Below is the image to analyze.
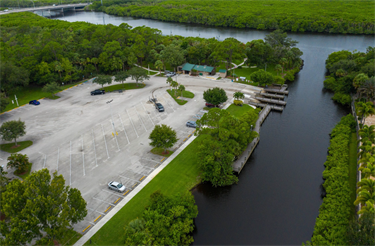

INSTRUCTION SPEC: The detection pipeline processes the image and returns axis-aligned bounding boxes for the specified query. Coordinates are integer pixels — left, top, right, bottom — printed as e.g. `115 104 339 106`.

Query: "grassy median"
348 132 358 217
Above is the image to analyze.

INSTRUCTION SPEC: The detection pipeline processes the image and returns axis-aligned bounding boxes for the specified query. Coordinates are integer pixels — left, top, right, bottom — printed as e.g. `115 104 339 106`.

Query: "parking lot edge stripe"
192 130 196 133
82 225 91 233
139 176 145 181
104 206 111 213
161 157 165 162
188 134 191 137
94 215 102 222
183 138 187 142
123 190 130 196
114 198 121 204
132 184 137 189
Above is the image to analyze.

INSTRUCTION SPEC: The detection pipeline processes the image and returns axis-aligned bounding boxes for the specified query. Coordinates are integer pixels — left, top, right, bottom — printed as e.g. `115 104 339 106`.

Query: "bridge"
0 3 89 16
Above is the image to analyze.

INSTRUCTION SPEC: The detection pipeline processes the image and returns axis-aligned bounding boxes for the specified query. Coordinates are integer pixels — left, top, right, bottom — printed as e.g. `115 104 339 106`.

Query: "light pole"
106 99 116 135
30 0 35 8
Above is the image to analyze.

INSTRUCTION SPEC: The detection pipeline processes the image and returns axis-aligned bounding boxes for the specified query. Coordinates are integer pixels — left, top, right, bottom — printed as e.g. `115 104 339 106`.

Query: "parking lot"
0 75 252 234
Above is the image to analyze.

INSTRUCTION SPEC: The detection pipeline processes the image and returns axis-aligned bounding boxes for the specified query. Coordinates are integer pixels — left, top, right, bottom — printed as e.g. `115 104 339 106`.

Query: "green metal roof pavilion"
181 63 215 73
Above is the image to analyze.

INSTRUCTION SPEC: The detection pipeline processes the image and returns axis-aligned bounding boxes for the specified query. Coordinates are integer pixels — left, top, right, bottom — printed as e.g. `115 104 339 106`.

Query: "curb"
74 135 197 246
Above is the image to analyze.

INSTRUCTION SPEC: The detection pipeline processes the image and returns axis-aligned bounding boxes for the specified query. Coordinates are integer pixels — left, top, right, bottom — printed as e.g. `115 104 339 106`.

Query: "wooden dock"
256 93 285 99
255 97 286 105
232 105 271 173
264 88 289 95
248 102 284 111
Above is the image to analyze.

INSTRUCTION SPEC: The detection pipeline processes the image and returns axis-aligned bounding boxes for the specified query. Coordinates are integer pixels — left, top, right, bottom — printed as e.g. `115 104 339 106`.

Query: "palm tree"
359 163 375 179
354 190 374 207
359 125 375 144
233 91 245 100
178 84 185 97
356 101 375 125
154 60 164 74
358 142 375 159
353 73 368 90
358 200 375 214
356 178 375 194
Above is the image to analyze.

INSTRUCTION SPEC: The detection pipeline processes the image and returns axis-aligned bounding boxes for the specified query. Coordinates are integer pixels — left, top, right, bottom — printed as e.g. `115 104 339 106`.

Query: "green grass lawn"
2 79 92 113
102 83 145 92
59 229 82 246
348 132 358 218
167 89 188 105
169 89 194 98
0 141 33 153
150 147 174 157
226 104 254 118
14 162 32 180
86 135 205 245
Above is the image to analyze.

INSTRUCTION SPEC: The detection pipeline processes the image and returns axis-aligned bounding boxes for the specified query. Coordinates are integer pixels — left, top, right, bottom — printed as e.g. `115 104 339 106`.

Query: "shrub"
233 100 243 106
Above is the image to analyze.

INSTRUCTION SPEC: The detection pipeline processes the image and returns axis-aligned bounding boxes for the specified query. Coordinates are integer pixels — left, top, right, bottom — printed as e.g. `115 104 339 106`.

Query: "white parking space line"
93 197 115 206
135 107 148 132
91 130 98 167
87 207 105 215
101 124 110 159
118 114 130 144
101 189 123 197
119 175 141 183
162 94 176 112
126 109 139 138
141 102 155 126
110 119 121 151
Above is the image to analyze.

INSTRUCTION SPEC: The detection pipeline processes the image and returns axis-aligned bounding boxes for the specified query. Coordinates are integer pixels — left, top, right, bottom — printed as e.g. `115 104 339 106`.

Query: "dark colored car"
91 89 105 95
186 121 197 128
29 100 40 105
155 103 164 112
205 102 219 108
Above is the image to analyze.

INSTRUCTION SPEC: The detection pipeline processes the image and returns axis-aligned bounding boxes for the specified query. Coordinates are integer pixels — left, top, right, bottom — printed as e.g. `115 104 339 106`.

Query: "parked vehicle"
186 121 197 128
91 89 105 95
29 100 40 105
108 181 126 192
166 72 176 77
155 103 164 112
205 102 219 108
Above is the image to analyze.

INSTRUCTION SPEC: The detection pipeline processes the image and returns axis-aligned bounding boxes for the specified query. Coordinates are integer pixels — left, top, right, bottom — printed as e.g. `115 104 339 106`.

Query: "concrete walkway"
74 135 197 246
228 58 248 70
134 64 161 76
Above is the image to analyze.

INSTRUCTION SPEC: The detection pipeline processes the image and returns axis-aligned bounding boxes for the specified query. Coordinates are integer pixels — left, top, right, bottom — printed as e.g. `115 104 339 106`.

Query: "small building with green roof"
219 69 227 78
178 63 216 76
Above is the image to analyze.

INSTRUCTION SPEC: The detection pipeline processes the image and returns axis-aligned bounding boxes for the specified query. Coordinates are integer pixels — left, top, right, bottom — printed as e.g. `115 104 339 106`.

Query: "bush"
307 115 356 245
233 100 243 106
273 75 285 85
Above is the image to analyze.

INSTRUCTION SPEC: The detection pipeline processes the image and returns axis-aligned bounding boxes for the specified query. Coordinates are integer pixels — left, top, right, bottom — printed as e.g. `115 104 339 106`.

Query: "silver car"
108 181 126 192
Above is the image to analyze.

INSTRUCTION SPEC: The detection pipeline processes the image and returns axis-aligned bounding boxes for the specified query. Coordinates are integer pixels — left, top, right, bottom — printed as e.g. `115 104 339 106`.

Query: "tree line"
90 0 375 35
0 12 303 109
324 47 375 106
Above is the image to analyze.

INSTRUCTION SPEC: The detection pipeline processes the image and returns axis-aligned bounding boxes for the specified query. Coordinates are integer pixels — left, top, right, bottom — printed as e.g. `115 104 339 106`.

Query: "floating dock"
255 97 287 106
264 88 289 95
248 102 284 111
256 92 285 99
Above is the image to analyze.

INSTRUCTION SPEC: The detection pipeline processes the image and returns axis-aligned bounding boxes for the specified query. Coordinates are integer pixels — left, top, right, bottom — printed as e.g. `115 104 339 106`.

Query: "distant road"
0 3 89 15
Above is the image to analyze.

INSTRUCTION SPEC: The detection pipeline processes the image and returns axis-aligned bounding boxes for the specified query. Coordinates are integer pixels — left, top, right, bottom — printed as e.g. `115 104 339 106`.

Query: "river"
54 11 374 245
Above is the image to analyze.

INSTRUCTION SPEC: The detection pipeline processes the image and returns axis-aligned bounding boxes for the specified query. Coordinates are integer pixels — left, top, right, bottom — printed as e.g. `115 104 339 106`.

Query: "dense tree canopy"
0 169 87 245
94 0 375 35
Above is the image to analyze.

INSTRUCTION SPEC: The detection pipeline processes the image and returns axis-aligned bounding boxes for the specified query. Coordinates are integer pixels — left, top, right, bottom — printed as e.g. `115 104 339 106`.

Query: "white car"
108 181 126 192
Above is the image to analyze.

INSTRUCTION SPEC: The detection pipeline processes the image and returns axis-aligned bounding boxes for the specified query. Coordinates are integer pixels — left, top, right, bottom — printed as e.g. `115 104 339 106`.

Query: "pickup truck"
91 89 105 95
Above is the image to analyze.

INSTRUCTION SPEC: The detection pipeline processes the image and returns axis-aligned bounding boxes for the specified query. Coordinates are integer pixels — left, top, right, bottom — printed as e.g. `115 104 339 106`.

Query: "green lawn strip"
150 147 174 157
0 141 33 153
226 104 254 118
2 79 91 112
348 132 358 218
166 89 188 105
169 89 194 98
102 83 145 92
59 229 82 246
14 162 32 180
86 135 205 245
